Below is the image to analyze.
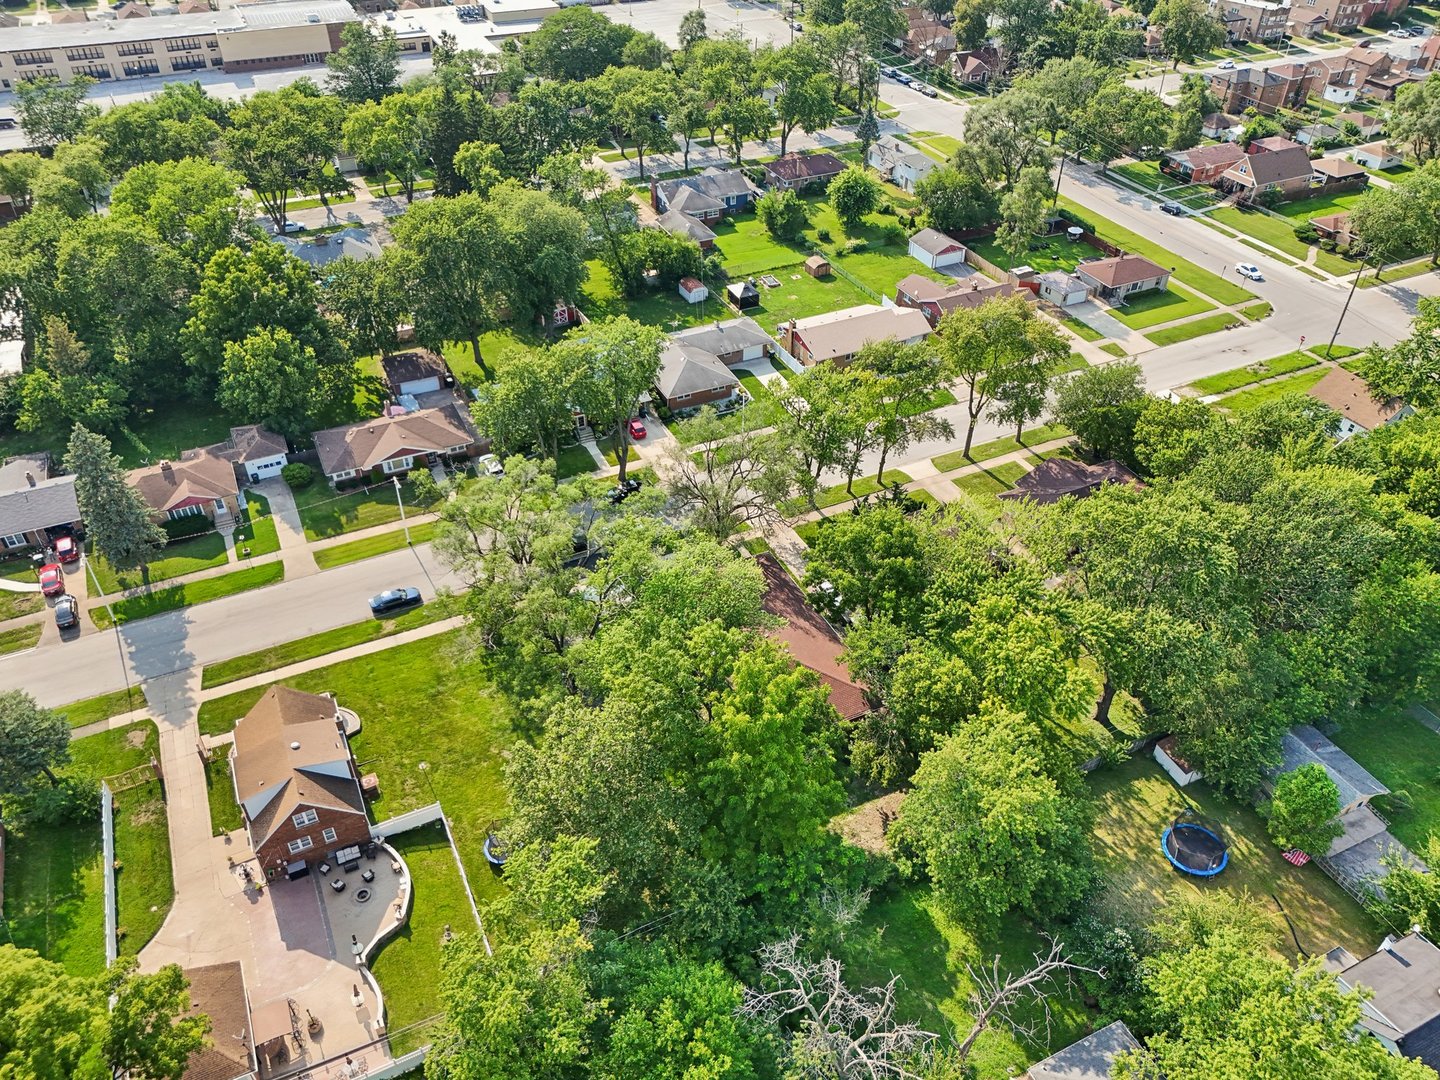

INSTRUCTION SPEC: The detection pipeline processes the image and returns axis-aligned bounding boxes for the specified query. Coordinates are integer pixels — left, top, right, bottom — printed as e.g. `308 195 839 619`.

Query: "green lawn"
1210 205 1359 276
0 399 234 472
233 493 280 558
1089 756 1378 958
580 260 722 332
1214 367 1330 412
313 522 439 570
57 687 145 730
1188 351 1321 396
931 424 1071 473
1059 314 1104 342
1144 313 1242 347
89 531 232 595
949 459 1030 506
1099 342 1128 358
205 756 243 837
0 583 42 621
668 368 784 449
292 479 440 541
969 233 1095 278
201 602 453 689
784 470 912 515
0 622 42 656
2 722 173 975
711 214 808 278
598 434 640 467
371 828 484 1054
194 634 512 908
1109 285 1215 331
554 443 601 479
92 563 285 628
1241 301 1274 320
1330 708 1440 852
1056 196 1255 306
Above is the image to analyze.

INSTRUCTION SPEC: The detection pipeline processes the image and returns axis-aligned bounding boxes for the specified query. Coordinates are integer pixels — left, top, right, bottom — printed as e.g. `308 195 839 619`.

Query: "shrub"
755 188 810 240
1056 207 1096 234
816 227 832 244
162 515 214 541
282 462 314 489
20 775 101 827
1293 222 1319 244
881 222 907 247
840 238 867 256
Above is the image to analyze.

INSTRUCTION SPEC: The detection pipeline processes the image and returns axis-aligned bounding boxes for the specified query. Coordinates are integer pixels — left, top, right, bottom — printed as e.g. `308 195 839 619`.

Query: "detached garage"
908 227 967 270
381 350 454 398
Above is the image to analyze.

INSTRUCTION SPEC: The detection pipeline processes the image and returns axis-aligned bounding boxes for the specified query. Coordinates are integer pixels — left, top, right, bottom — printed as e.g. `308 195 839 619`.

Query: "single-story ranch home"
1306 367 1412 438
1074 253 1171 301
129 450 242 525
312 405 479 485
895 273 1021 327
763 152 846 191
780 305 931 367
0 453 81 552
650 167 757 221
655 342 741 411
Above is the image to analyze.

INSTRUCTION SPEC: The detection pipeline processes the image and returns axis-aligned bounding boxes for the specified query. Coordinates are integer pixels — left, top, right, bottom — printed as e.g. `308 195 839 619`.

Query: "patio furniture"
391 859 402 874
361 868 375 883
331 877 346 893
318 862 331 876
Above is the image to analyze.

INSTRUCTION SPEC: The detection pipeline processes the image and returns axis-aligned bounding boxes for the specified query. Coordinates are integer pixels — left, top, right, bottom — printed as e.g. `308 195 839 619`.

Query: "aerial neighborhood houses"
1218 135 1326 202
868 134 937 193
654 318 775 413
1306 366 1414 438
895 274 1021 327
0 453 81 552
127 425 289 525
1073 253 1171 301
780 305 932 367
312 405 479 486
762 152 847 192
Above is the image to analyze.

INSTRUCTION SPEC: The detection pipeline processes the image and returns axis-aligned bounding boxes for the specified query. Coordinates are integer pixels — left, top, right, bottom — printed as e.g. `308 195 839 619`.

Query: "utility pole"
393 475 411 546
1324 256 1367 360
84 552 137 714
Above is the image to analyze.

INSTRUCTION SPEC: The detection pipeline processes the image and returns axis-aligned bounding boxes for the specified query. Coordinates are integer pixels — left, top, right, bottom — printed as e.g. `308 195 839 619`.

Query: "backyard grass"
194 634 512 903
233 493 280 558
1109 285 1215 331
201 602 454 689
0 622 42 656
91 563 285 628
312 521 439 570
0 400 233 473
1144 313 1242 347
784 470 912 515
1088 756 1378 958
1214 367 1330 412
931 424 1071 473
205 757 243 836
1055 196 1255 306
292 479 441 541
554 443 600 479
58 687 145 729
89 531 231 594
372 828 484 1054
1330 708 1440 852
1188 351 1321 395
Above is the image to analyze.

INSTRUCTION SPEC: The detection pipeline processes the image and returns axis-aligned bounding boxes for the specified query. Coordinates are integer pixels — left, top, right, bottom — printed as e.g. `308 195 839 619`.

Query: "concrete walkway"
253 477 320 578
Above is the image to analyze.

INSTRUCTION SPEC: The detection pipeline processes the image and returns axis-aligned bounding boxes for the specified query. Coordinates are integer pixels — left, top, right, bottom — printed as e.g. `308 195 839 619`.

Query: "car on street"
791 21 803 31
1217 59 1236 69
627 418 647 440
52 535 79 563
38 563 64 597
894 72 913 85
919 84 939 97
607 477 643 504
54 594 79 631
476 453 504 476
880 65 896 76
1160 202 1184 216
272 220 304 235
368 587 421 615
1235 262 1264 281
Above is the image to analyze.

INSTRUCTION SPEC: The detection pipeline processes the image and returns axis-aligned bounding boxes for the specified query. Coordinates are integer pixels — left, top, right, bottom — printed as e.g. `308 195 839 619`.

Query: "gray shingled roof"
652 209 717 244
671 317 773 357
0 474 80 536
1339 934 1440 1041
1276 724 1389 808
656 343 739 401
1028 1021 1141 1080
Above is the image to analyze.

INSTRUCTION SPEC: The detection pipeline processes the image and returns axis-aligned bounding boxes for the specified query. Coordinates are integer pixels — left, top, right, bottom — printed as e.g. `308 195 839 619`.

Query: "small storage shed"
1154 735 1202 787
678 276 709 304
804 254 831 278
726 280 761 310
1037 271 1091 307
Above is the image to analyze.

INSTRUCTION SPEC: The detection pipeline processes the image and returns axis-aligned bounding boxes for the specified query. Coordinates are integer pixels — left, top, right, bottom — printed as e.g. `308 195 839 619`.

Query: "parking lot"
600 0 795 48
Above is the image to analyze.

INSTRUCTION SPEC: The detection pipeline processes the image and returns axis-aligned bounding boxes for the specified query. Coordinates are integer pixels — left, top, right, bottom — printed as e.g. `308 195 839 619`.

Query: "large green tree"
217 328 324 437
64 425 166 577
221 80 345 229
1357 296 1440 410
1151 0 1225 68
1052 361 1147 463
14 76 99 150
0 691 69 805
558 316 665 484
84 82 228 174
326 22 402 102
1389 75 1440 164
523 6 636 80
1263 763 1342 857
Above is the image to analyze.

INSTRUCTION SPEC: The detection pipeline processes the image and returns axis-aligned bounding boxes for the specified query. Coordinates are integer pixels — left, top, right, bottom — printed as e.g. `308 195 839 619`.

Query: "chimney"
24 471 35 487
649 177 660 212
160 460 173 474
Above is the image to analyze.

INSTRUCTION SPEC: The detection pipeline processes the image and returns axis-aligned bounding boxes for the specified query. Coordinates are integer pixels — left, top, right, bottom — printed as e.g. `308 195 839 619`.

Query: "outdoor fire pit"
355 888 372 904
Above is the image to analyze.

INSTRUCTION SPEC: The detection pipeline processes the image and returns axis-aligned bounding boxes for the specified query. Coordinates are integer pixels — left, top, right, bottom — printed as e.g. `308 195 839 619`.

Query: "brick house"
311 405 478 485
1212 0 1291 43
230 686 373 878
763 152 846 191
1218 136 1315 202
1301 0 1367 32
1208 63 1316 113
1074 253 1171 300
129 450 242 526
1163 142 1246 183
756 553 869 721
670 318 775 367
951 48 997 84
0 453 81 553
780 305 932 367
895 274 1023 328
1306 366 1412 438
654 343 740 411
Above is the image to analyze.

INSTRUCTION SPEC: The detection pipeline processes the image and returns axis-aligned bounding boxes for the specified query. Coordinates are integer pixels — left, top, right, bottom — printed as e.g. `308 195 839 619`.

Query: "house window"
445 444 468 454
2 533 27 548
287 836 314 854
167 504 203 520
331 469 357 481
382 456 413 474
322 827 338 843
123 61 160 76
66 47 105 61
293 809 319 828
214 498 227 512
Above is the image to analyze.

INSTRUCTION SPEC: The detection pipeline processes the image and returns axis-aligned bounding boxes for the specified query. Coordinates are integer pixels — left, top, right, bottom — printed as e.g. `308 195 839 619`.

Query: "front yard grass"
1144 313 1241 347
1241 301 1274 320
949 459 1029 506
58 687 145 729
1188 351 1320 395
92 563 285 628
0 622 42 656
1109 284 1215 330
0 583 42 621
1059 314 1103 342
1099 342 1128 358
233 493 280 558
668 368 784 449
312 521 438 570
372 828 484 1054
292 479 440 541
1213 367 1329 411
784 470 912 515
1089 755 1378 958
931 424 1071 473
205 757 243 836
1330 708 1440 851
1210 205 1359 275
554 443 600 479
90 531 231 594
200 602 453 689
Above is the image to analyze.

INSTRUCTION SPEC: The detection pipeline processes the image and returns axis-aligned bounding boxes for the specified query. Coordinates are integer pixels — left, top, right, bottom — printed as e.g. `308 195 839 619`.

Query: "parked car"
368 587 421 615
1234 262 1264 281
1217 59 1236 69
919 84 939 97
272 220 304 235
880 65 896 76
791 21 803 31
52 535 80 564
894 72 914 85
38 563 64 597
54 594 79 631
607 477 643 504
1160 202 1184 216
476 453 504 476
627 418 647 440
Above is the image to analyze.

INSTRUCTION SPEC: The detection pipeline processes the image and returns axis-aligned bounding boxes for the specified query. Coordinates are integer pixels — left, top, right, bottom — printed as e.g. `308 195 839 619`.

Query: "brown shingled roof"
182 963 253 1080
997 457 1141 505
1306 367 1407 431
312 404 476 477
128 451 238 514
756 553 870 721
1076 253 1168 288
764 152 846 183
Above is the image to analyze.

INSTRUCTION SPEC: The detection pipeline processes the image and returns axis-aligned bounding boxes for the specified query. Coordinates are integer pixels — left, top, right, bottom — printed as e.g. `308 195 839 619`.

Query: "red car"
38 563 64 597
53 535 79 564
627 418 647 441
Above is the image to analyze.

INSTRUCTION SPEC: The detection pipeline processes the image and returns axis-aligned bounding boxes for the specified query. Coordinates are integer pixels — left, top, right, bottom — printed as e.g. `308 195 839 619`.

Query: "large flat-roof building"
0 0 400 87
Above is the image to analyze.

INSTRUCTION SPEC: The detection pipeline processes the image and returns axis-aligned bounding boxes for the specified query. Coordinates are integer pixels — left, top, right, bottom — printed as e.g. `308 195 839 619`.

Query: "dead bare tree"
953 936 1100 1064
818 886 872 942
741 935 937 1079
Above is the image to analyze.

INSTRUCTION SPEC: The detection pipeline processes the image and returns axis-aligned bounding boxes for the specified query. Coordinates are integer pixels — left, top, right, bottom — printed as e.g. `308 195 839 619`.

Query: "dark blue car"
369 587 421 616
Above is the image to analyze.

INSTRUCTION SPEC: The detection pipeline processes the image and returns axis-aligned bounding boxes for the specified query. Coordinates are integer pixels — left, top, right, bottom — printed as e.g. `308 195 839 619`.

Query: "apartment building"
1212 0 1291 42
0 0 378 88
1291 0 1367 32
1208 61 1318 112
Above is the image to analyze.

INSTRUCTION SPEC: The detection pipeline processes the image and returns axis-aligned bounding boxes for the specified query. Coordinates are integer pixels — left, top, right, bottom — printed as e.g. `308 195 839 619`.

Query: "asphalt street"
0 542 460 708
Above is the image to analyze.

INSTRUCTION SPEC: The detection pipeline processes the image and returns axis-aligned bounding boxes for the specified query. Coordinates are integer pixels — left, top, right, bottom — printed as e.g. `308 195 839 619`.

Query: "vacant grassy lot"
292 479 441 541
90 531 231 594
1214 367 1329 412
1189 351 1320 395
1210 205 1359 275
1089 756 1377 958
1330 709 1440 851
92 563 285 628
1144 313 1242 347
201 602 453 688
1109 285 1215 330
58 687 145 729
313 521 439 570
932 424 1071 473
371 828 484 1054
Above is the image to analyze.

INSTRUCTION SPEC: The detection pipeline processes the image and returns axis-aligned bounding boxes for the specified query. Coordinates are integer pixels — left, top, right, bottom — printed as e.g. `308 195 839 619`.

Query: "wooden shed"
804 254 831 278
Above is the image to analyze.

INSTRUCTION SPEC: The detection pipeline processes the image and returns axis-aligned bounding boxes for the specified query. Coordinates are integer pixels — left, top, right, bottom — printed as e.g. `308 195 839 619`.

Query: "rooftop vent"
290 741 301 750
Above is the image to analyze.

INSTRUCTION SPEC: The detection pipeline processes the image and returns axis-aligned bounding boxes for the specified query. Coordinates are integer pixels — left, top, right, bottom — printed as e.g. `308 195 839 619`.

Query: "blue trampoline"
1162 810 1229 877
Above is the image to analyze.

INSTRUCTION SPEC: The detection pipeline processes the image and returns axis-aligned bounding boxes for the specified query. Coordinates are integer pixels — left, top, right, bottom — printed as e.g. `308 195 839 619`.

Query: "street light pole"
1324 256 1367 361
393 475 411 546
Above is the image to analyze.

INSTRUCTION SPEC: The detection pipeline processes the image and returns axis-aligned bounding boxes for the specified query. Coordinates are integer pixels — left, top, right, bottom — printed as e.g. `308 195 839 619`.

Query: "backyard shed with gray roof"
1276 723 1387 814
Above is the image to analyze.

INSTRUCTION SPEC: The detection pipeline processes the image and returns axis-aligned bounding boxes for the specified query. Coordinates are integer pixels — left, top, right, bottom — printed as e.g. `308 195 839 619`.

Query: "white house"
907 227 967 270
1324 83 1359 104
1352 141 1404 170
867 135 937 193
1037 271 1091 307
678 276 709 304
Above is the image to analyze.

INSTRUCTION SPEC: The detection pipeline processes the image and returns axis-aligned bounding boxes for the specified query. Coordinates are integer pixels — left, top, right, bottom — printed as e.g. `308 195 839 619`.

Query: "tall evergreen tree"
64 425 165 577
